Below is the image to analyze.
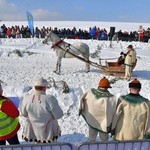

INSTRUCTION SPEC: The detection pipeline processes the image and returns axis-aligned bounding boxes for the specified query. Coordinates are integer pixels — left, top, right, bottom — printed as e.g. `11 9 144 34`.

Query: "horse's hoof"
53 71 61 75
53 71 58 74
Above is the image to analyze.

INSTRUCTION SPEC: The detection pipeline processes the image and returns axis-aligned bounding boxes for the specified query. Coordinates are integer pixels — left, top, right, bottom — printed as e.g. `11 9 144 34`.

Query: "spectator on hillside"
6 27 11 38
0 26 3 38
2 24 7 37
11 26 16 38
0 24 150 41
16 26 21 38
26 26 31 38
89 27 96 39
21 25 26 38
40 29 46 38
35 27 41 38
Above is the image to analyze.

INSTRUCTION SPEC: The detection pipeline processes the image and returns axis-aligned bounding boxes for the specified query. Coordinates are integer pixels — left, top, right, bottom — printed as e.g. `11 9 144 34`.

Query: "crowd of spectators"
0 24 150 42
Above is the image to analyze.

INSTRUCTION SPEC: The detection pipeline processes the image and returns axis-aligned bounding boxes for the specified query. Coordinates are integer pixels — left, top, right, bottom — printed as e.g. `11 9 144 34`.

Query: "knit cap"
98 77 111 88
129 79 141 89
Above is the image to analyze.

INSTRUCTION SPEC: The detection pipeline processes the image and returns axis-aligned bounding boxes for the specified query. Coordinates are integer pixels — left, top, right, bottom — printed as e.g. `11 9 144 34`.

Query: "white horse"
42 31 90 74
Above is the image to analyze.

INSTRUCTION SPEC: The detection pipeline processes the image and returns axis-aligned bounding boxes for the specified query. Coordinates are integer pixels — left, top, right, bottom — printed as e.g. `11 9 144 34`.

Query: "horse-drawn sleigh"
42 31 136 77
99 59 137 77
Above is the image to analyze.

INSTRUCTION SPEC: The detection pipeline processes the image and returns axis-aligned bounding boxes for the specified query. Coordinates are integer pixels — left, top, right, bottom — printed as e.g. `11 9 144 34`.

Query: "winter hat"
98 77 111 88
129 79 141 89
34 77 48 87
127 45 133 49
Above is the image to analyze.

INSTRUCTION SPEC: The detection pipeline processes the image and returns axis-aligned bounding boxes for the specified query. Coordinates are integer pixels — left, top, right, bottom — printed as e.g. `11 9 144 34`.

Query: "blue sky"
0 0 150 22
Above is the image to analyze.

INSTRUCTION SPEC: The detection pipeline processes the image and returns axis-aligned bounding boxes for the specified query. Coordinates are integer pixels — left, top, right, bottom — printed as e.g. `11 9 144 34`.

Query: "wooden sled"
99 59 137 77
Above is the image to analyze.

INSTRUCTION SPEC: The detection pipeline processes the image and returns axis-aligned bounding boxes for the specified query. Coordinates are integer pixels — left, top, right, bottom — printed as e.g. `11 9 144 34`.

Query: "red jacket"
6 29 11 36
0 96 20 140
0 96 19 118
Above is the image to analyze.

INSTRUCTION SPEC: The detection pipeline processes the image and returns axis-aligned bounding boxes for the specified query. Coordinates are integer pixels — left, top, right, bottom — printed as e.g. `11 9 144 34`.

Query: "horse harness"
51 40 103 69
51 39 71 57
51 40 64 49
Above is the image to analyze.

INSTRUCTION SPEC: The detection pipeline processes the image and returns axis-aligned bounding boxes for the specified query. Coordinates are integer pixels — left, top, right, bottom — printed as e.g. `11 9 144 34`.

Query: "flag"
26 11 34 35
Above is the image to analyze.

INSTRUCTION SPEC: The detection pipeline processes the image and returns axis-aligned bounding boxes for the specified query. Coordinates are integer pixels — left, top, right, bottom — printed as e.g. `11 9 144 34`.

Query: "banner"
26 11 34 35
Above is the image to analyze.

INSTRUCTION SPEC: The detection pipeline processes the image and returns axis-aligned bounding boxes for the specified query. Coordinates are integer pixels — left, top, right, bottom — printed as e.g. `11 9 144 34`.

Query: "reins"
56 44 102 68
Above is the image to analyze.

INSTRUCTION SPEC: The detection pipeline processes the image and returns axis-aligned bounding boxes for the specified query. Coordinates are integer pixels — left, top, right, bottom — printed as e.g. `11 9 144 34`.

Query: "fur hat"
34 77 48 87
127 45 133 49
98 77 111 88
129 79 141 89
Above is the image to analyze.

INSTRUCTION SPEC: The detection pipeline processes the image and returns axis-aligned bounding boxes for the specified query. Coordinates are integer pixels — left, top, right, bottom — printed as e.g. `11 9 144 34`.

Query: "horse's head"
42 31 60 45
42 31 52 45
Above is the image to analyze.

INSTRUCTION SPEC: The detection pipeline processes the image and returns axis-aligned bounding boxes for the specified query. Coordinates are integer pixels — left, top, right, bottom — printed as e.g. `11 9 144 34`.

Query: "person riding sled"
117 52 126 65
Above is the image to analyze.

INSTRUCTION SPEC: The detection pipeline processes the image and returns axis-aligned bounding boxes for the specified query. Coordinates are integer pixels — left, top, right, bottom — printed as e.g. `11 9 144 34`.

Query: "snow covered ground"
0 21 150 143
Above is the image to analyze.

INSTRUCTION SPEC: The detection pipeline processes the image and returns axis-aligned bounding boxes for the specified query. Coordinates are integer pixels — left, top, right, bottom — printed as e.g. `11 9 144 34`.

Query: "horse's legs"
86 61 90 72
82 53 90 73
54 57 62 74
54 60 58 73
58 57 62 74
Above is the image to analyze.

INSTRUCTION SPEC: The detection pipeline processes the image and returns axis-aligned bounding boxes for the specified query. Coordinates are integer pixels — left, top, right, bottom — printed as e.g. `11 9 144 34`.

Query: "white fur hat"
34 77 48 87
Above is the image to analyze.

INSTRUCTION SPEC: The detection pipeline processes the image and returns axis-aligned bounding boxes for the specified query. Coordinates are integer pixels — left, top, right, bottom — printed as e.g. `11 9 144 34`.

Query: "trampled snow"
0 21 150 143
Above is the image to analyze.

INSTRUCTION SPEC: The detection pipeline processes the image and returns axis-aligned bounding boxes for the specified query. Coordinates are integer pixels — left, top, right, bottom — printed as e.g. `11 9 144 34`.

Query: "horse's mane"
48 31 60 41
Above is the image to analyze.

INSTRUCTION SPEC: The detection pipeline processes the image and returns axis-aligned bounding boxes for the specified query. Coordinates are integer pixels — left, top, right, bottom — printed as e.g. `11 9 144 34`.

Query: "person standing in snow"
0 83 20 145
79 77 117 142
20 77 63 143
124 45 136 80
111 79 150 140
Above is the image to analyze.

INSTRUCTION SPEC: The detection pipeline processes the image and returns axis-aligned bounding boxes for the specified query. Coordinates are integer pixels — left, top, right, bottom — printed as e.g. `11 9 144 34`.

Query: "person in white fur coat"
20 77 63 143
79 77 117 142
124 45 137 80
